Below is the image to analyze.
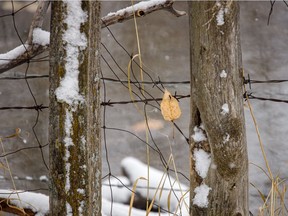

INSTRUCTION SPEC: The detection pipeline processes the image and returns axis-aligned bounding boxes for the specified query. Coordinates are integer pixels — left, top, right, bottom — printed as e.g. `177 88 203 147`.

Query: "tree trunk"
49 1 101 215
188 1 249 215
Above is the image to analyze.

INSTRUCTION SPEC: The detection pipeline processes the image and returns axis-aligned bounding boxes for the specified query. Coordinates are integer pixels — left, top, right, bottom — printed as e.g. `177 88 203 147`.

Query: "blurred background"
0 1 287 215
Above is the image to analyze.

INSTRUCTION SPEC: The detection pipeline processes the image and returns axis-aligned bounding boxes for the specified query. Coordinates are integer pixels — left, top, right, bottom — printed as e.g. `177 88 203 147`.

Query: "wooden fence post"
49 1 101 215
188 1 249 215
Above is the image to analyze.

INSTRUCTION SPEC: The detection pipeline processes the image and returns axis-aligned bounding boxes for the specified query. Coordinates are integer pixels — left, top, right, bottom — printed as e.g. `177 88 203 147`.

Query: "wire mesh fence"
0 0 49 195
0 1 287 215
100 2 191 214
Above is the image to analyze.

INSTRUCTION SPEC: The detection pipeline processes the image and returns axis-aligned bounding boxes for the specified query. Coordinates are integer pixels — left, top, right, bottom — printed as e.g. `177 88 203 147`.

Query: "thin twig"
0 0 186 74
267 0 276 25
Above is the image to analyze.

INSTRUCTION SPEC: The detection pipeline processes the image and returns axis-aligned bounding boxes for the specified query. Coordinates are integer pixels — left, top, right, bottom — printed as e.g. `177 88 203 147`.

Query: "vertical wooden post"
49 1 101 215
188 1 249 215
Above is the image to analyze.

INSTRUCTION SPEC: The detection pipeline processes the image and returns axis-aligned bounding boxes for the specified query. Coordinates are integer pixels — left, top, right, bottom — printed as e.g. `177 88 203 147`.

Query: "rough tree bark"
49 1 101 215
189 1 249 216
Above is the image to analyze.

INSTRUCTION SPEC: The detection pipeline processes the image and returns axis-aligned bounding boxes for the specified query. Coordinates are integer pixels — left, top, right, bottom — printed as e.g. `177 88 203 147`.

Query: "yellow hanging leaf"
160 89 181 121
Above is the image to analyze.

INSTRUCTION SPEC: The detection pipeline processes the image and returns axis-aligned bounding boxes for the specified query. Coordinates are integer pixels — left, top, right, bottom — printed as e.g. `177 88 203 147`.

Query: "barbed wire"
243 74 288 85
2 74 288 85
0 75 49 80
101 94 190 106
243 75 288 104
244 92 288 104
101 21 190 215
0 104 48 111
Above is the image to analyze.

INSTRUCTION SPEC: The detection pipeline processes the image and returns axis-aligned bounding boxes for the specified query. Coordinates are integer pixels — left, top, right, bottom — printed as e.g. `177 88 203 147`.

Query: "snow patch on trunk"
220 69 227 78
193 183 211 208
194 149 211 179
64 109 73 192
191 125 207 142
221 103 229 115
216 7 225 26
55 0 88 106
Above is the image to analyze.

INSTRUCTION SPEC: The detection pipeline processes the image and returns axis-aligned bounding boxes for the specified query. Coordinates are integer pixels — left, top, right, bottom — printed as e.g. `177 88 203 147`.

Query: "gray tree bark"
188 1 249 215
49 1 101 215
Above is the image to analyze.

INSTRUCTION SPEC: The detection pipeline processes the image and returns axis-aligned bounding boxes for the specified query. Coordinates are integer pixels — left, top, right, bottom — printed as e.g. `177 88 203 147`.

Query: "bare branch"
0 44 48 73
27 1 50 45
101 0 186 28
0 0 186 74
0 1 50 74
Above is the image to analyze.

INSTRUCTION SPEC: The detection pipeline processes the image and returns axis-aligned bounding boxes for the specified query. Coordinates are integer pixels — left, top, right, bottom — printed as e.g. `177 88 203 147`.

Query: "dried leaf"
160 89 181 121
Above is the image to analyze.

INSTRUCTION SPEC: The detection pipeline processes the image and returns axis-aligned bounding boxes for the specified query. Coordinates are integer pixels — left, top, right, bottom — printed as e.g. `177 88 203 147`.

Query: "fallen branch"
0 198 35 216
0 0 186 74
0 190 49 216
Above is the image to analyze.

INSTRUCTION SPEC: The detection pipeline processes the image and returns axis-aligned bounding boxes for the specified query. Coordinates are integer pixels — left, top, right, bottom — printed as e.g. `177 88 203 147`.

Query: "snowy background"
0 1 287 215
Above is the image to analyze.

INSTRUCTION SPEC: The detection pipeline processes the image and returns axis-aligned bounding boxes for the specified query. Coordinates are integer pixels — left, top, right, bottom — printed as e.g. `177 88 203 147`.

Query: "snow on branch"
0 44 48 74
0 0 186 74
27 1 51 45
101 0 186 27
0 1 50 74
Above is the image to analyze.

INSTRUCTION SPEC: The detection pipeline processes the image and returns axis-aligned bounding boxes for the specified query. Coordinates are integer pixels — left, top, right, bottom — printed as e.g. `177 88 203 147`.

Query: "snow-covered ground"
0 157 189 215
